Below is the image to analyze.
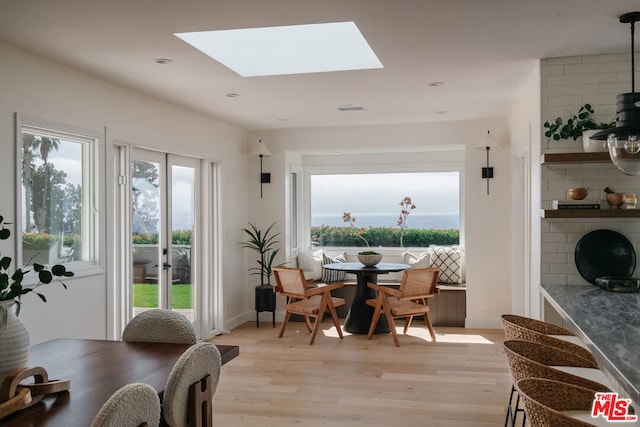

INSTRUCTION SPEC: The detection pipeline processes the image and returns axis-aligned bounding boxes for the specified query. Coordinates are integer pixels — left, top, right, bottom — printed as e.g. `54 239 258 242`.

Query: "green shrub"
132 230 192 245
311 226 459 247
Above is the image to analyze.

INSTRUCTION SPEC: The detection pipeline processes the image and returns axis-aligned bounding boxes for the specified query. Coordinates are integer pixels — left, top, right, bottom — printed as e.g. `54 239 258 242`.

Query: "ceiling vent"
337 105 366 112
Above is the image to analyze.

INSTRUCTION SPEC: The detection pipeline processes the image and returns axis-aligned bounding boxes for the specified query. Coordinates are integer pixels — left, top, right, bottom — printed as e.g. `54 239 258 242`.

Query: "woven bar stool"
502 315 597 427
516 378 639 427
501 314 596 364
503 340 612 427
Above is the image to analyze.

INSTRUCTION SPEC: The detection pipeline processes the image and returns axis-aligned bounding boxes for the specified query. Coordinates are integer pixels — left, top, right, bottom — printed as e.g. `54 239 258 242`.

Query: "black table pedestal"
343 271 390 334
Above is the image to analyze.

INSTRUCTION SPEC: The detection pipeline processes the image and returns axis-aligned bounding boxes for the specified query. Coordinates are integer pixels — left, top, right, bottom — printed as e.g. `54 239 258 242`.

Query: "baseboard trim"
464 317 502 329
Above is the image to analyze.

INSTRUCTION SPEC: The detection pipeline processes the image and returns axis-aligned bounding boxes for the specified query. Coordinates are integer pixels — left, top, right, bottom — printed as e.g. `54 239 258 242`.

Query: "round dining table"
323 262 410 334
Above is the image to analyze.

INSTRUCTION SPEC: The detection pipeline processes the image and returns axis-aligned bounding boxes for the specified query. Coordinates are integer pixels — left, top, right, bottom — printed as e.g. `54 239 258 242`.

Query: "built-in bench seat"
295 248 467 327
332 279 466 327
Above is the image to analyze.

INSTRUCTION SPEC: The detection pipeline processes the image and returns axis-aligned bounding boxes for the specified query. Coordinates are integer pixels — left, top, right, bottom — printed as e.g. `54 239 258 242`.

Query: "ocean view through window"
310 172 460 247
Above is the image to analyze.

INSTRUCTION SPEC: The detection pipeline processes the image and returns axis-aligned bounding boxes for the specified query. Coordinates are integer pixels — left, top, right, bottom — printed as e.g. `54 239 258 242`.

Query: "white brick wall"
540 53 640 286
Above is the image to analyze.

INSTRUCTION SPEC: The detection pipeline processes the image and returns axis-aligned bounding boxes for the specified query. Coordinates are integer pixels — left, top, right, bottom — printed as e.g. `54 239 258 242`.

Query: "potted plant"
0 214 74 383
543 103 617 152
240 223 280 327
357 250 383 267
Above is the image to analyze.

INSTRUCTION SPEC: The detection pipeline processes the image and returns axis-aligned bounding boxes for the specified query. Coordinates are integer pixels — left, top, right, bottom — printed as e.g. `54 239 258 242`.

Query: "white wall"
250 119 514 328
540 53 640 291
0 42 249 343
508 61 542 317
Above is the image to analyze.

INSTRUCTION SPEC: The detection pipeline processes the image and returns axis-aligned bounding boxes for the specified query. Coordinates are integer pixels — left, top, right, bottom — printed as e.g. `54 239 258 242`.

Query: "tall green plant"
240 223 280 286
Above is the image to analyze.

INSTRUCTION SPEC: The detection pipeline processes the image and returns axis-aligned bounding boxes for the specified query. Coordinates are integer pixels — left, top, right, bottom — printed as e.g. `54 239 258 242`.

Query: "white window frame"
15 114 104 280
299 162 465 252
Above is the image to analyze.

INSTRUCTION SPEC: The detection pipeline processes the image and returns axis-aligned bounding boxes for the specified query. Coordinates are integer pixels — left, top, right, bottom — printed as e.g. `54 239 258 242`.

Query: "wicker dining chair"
272 267 345 345
516 378 628 427
90 383 161 427
501 314 596 364
365 267 440 346
123 309 197 345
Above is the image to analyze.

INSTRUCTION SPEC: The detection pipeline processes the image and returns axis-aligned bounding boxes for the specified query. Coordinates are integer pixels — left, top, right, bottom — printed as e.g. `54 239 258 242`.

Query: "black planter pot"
255 284 275 328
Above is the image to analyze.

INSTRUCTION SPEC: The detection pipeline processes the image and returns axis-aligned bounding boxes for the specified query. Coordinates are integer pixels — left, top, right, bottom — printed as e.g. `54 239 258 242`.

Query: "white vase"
0 300 29 385
582 129 607 152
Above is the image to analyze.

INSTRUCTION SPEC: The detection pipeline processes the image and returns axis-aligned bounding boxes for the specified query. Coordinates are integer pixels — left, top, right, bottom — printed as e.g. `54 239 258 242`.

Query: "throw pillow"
402 251 431 269
297 247 323 281
322 252 347 283
427 245 463 284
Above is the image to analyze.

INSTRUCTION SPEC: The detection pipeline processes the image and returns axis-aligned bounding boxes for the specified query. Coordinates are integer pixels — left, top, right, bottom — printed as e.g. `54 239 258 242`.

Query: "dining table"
323 262 411 334
0 338 239 426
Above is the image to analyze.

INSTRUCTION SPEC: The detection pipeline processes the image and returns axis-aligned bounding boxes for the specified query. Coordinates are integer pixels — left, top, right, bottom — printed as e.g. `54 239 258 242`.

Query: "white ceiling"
0 1 638 131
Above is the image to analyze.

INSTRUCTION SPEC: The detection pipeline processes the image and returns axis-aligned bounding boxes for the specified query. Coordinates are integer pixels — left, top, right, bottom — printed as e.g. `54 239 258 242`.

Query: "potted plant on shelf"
240 223 280 327
0 214 74 384
543 103 617 152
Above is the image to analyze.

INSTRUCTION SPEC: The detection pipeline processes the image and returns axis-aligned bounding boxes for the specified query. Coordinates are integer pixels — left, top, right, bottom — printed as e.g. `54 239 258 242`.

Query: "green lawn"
133 284 193 309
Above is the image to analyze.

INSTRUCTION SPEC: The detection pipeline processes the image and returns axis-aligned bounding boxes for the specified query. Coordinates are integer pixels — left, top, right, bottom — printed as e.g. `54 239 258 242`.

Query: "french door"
130 148 199 322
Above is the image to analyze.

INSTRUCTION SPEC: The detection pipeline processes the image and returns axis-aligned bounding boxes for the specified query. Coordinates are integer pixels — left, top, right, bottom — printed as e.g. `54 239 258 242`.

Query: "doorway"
129 148 200 322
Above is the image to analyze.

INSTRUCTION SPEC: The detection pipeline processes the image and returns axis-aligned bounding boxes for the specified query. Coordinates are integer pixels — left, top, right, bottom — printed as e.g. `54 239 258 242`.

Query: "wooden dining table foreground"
0 338 239 426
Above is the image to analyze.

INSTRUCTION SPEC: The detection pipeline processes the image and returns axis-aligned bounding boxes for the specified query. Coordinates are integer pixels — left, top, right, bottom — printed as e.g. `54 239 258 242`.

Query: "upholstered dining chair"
123 309 197 344
365 267 440 346
272 266 345 345
90 382 161 427
162 342 222 427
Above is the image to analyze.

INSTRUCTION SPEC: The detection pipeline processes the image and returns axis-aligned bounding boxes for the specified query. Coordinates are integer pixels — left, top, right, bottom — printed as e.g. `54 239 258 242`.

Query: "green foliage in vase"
543 103 617 141
0 215 74 314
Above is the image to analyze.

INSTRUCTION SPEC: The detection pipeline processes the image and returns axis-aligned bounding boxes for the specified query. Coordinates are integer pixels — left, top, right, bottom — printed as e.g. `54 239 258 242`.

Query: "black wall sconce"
251 139 272 198
474 130 498 195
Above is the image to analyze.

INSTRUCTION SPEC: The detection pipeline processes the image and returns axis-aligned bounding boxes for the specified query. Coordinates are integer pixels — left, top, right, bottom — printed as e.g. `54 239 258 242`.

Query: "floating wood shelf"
541 209 640 219
541 152 611 164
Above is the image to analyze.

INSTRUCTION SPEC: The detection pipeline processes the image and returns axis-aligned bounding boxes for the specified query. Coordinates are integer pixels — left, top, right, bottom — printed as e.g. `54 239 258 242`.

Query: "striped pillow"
322 252 347 283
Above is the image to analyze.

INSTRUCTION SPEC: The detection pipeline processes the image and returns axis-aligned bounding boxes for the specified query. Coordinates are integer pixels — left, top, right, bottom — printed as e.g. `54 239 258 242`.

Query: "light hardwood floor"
208 321 512 426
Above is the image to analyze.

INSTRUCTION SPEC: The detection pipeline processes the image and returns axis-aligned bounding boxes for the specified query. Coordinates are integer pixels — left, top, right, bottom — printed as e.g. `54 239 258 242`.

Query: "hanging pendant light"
592 12 640 175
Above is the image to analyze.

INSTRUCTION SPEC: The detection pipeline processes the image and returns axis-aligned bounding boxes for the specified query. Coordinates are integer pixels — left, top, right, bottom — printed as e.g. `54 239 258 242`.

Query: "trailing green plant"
240 223 280 287
0 215 74 314
543 103 617 141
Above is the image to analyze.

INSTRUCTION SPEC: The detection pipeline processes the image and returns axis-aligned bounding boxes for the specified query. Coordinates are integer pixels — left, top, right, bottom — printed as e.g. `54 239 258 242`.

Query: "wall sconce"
251 139 272 198
474 130 498 195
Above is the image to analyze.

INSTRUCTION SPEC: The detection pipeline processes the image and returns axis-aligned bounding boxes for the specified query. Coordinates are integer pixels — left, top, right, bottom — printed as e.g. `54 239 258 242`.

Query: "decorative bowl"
595 276 640 293
357 253 383 267
606 192 625 209
568 187 588 200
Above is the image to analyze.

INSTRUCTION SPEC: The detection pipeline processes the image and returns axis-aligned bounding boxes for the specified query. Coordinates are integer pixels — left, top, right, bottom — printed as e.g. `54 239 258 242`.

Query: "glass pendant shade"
591 12 640 175
607 133 640 175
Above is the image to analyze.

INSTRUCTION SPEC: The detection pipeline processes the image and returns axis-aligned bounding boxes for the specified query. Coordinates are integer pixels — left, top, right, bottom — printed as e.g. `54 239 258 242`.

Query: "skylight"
174 21 383 77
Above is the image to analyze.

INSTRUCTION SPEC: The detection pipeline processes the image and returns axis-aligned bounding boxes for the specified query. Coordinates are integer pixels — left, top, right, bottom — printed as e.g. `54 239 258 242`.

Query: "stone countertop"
541 283 640 404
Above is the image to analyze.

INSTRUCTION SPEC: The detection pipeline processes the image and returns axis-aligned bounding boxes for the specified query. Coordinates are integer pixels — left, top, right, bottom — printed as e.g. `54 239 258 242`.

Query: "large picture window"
18 118 99 270
310 171 460 247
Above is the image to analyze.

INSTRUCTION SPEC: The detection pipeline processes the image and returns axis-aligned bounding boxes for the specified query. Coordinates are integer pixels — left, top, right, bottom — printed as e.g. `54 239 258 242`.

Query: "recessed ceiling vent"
337 105 366 112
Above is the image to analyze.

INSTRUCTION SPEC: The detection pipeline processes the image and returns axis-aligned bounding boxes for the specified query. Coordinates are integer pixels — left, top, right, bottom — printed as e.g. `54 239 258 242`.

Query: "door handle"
162 262 171 270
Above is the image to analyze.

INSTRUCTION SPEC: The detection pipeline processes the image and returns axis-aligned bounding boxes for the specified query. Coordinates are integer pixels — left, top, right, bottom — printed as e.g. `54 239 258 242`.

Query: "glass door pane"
131 150 166 315
169 163 196 321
